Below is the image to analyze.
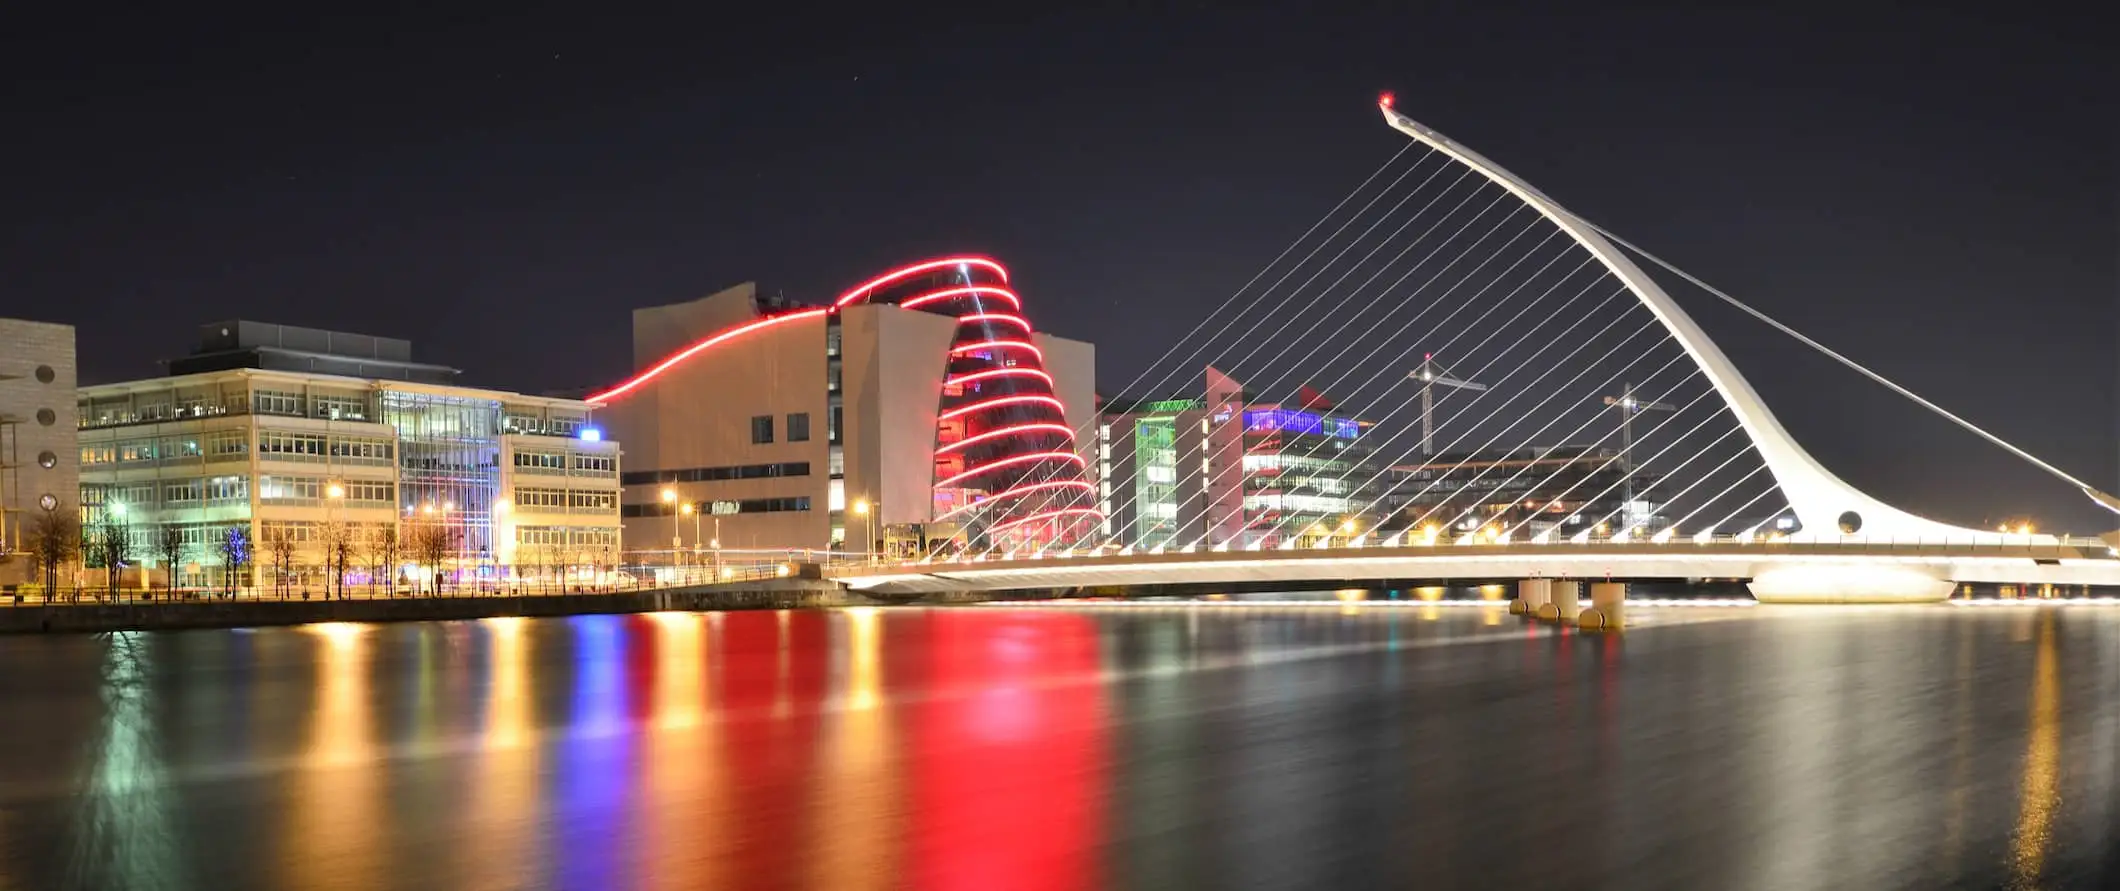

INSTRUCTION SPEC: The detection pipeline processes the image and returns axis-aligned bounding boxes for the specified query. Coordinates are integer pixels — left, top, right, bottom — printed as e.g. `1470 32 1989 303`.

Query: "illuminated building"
75 321 620 589
1379 446 1665 538
594 256 1098 556
0 318 78 585
1100 367 1375 550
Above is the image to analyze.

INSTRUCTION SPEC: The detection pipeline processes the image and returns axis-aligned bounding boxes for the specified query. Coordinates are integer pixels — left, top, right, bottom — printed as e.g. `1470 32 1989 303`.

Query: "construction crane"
1603 383 1674 530
1409 354 1487 456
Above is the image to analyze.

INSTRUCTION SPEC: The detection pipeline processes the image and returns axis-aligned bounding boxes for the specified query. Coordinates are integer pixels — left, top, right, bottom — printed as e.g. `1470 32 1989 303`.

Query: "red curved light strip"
946 367 1054 388
833 257 1009 307
956 312 1033 331
937 422 1076 454
938 394 1066 421
901 286 1022 312
935 450 1086 489
948 339 1044 360
586 309 832 404
988 507 1106 535
933 479 1096 521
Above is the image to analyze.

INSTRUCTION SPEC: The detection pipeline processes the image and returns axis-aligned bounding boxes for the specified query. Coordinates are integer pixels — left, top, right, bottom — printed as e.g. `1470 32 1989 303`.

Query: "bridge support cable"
1703 478 1790 540
1078 171 1544 551
1108 181 1592 551
1255 298 1654 539
1566 423 1750 540
995 147 1453 550
1563 211 2120 516
1488 389 1729 542
1377 100 2105 538
1179 261 1617 549
1166 224 1577 546
1662 463 1774 537
1340 342 1700 544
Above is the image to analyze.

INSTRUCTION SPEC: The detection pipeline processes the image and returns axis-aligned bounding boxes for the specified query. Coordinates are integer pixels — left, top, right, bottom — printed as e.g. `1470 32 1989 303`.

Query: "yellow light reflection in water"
1334 589 1367 602
810 607 899 891
463 616 539 889
1475 584 1505 601
288 622 379 888
642 611 720 891
2010 610 2059 888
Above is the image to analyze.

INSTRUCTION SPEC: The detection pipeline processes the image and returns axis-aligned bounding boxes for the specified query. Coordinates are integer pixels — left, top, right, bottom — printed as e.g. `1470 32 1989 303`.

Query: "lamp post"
493 498 512 591
110 501 129 597
711 516 721 579
661 487 679 579
325 482 344 598
853 498 874 564
679 501 698 582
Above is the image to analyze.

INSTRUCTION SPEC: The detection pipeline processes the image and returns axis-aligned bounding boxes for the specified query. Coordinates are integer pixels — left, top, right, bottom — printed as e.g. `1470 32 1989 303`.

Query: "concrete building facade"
75 322 619 590
0 318 79 586
596 257 1098 558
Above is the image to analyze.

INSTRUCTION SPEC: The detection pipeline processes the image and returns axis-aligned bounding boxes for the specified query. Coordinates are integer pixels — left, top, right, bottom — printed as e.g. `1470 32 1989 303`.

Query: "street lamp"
325 483 345 598
853 498 874 563
661 487 679 573
679 501 698 580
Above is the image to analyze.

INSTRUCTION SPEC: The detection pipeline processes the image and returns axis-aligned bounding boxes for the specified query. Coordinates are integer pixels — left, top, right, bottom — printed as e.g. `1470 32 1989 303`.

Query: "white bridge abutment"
1746 563 1954 604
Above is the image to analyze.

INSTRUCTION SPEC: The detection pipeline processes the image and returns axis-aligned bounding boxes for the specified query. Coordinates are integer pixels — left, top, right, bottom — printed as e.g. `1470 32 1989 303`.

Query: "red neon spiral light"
934 450 1085 489
936 422 1076 454
934 479 1096 521
835 256 1103 544
901 286 1023 311
945 367 1055 388
987 507 1105 536
937 394 1067 422
833 257 1008 307
586 308 830 404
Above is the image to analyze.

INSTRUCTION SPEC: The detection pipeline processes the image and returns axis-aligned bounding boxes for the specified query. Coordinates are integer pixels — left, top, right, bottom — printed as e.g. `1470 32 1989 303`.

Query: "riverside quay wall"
1 580 869 634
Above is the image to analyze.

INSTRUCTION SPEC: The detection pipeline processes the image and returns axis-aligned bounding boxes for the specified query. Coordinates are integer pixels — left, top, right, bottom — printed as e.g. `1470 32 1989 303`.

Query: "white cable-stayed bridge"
833 98 2120 607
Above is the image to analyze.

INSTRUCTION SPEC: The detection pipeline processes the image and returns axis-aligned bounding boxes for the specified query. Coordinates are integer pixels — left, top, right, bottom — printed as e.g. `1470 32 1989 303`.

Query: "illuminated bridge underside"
831 544 2120 602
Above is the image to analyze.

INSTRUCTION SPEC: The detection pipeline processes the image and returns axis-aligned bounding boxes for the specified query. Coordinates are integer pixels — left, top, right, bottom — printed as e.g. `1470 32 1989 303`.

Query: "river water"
0 602 2114 889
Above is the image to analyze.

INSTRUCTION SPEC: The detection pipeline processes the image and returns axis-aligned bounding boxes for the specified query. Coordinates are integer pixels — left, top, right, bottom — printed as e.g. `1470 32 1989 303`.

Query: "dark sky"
3 5 2112 530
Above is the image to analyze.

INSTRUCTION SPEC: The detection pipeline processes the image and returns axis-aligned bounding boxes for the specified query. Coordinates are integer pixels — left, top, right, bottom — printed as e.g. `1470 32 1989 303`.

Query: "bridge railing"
838 532 2117 572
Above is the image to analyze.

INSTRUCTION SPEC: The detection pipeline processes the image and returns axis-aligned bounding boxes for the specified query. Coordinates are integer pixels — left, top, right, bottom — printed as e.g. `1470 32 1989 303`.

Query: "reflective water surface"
0 604 2117 889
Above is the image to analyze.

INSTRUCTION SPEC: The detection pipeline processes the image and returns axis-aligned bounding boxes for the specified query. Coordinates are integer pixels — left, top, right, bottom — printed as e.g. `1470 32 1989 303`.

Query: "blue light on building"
1243 409 1358 439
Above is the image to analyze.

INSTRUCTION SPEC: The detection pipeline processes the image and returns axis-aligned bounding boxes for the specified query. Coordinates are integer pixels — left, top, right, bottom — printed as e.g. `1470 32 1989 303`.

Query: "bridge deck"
829 541 2120 595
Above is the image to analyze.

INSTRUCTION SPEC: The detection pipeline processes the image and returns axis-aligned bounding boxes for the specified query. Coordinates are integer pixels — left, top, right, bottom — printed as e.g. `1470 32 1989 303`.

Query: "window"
573 527 619 548
618 461 810 486
750 415 774 444
207 429 248 457
158 435 203 460
80 444 115 465
568 490 616 513
517 526 568 546
260 475 323 504
343 480 394 503
259 520 318 543
163 480 203 504
330 437 393 463
118 440 157 463
571 454 615 475
514 451 566 472
252 390 302 416
787 412 811 442
312 394 368 420
206 476 248 502
514 487 568 510
110 483 155 508
259 431 328 460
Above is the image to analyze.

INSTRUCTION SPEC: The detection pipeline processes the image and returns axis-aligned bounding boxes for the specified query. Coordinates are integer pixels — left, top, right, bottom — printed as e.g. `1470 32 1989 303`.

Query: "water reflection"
6 606 2120 888
2010 610 2059 888
286 623 380 889
68 633 181 890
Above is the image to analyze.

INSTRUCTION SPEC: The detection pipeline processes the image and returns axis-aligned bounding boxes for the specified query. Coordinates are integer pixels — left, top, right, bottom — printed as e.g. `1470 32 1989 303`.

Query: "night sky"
3 6 2111 530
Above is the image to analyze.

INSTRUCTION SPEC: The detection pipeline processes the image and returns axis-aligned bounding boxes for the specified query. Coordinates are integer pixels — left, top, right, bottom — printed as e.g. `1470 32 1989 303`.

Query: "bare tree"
409 523 456 596
369 525 400 597
27 509 81 598
319 521 356 600
260 525 300 599
156 523 187 600
216 526 251 598
91 516 132 599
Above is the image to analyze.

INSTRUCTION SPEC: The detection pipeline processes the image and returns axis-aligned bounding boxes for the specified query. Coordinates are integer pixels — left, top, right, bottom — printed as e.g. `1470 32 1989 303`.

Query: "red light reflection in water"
718 610 830 882
908 611 1108 891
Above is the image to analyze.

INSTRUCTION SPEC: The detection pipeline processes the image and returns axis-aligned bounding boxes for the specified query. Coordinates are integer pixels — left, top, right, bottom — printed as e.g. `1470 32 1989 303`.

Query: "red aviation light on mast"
1378 91 1395 109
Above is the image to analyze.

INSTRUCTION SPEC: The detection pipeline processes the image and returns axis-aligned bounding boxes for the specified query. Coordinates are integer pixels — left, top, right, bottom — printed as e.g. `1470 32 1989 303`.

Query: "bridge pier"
1511 579 1551 616
1548 581 1582 622
1579 582 1626 632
